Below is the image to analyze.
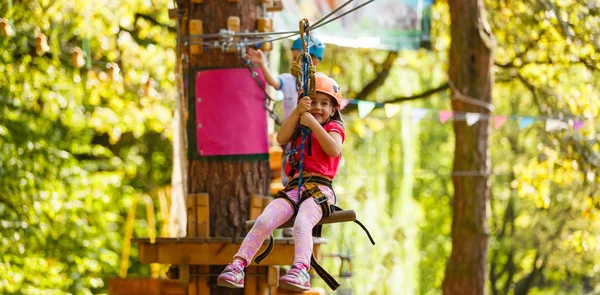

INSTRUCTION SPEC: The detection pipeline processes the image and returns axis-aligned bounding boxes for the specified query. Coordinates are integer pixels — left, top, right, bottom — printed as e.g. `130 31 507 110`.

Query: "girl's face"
310 92 335 124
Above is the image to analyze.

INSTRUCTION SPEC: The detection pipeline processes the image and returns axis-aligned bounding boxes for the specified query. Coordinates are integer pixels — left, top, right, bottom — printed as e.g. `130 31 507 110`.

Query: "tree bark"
184 0 268 237
442 0 494 294
183 0 270 293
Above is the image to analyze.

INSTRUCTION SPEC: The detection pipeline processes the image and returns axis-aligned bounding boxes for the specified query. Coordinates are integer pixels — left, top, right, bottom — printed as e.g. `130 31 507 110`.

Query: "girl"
217 73 344 292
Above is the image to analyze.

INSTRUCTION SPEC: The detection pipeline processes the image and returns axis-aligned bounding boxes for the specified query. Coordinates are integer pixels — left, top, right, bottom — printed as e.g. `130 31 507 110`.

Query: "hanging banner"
194 68 269 157
274 0 433 50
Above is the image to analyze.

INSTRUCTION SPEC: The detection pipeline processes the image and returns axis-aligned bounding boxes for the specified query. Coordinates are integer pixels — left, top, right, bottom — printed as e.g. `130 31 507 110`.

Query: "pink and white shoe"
217 263 245 288
279 263 311 291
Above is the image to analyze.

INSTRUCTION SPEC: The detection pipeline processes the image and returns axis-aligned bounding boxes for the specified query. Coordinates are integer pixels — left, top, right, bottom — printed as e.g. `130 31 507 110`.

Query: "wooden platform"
109 277 186 295
132 237 326 266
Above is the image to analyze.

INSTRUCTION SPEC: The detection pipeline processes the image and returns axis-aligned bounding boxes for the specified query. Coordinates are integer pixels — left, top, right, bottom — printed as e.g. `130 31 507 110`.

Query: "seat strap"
331 205 376 245
311 253 340 290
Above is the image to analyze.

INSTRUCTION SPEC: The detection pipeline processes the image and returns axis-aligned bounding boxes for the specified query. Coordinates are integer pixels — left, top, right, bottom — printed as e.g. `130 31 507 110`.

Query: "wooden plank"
168 9 177 20
262 196 273 211
178 265 190 283
139 241 158 263
246 210 356 231
136 239 325 265
266 266 279 286
249 194 265 220
269 149 283 171
108 278 186 295
197 265 210 295
186 193 197 237
266 0 283 12
159 280 187 295
270 182 284 196
196 193 210 238
277 288 325 294
187 266 197 295
133 236 323 244
312 243 321 262
189 19 203 55
244 266 258 295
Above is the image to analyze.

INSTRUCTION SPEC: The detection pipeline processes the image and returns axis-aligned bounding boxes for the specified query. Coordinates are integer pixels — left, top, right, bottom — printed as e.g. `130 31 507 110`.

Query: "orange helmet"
313 73 343 108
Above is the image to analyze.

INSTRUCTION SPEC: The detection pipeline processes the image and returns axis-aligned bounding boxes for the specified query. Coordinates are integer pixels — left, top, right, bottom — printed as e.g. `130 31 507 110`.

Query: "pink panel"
195 68 269 156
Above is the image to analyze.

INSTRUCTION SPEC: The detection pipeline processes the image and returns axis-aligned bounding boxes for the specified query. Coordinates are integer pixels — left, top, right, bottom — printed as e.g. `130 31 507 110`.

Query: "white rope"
448 80 495 111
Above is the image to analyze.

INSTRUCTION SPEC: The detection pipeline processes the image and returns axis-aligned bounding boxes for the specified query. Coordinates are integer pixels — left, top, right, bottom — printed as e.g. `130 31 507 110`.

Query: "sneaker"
217 263 245 288
279 263 311 291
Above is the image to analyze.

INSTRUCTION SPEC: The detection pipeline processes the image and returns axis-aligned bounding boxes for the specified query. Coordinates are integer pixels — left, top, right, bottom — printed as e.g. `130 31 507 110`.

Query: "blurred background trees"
1 0 598 294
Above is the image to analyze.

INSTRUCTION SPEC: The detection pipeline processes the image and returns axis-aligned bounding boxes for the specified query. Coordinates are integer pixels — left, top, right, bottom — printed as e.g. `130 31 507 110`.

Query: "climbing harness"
254 173 376 290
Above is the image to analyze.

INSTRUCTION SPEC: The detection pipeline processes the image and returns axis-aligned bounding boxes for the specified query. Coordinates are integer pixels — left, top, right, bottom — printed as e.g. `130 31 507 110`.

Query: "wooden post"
196 193 210 238
249 195 264 220
189 19 203 55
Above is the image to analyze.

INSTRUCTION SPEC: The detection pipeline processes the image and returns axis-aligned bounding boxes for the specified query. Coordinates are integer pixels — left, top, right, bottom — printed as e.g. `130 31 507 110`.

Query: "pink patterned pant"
234 185 335 268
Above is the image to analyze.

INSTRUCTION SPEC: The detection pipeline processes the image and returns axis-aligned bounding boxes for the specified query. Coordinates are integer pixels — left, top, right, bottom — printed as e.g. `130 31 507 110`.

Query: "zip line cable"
310 0 377 31
184 0 376 49
306 0 356 30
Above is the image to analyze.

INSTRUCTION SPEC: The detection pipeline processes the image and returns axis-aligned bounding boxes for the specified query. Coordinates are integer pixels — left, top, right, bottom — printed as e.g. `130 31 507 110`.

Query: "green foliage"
312 0 599 294
0 1 175 294
2 0 599 294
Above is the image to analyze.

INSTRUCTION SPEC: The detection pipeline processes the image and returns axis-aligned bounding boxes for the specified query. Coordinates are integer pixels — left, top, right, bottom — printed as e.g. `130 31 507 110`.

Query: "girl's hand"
293 96 311 116
300 112 319 130
246 48 265 66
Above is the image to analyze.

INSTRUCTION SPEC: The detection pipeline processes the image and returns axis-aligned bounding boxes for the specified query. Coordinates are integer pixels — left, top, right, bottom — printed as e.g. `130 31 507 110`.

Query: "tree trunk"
442 0 494 294
183 0 270 293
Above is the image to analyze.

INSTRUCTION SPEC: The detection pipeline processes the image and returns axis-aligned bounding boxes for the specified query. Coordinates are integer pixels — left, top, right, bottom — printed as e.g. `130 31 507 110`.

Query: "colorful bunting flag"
519 117 534 129
573 120 584 132
493 116 508 129
439 110 453 123
545 119 568 132
341 98 350 110
384 104 402 118
466 113 481 126
358 101 376 118
326 99 589 135
411 108 428 123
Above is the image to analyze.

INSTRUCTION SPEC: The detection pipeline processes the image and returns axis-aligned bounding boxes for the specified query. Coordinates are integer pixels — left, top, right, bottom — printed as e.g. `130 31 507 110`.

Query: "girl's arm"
311 123 343 157
300 113 343 157
277 96 312 144
276 112 300 144
246 48 281 89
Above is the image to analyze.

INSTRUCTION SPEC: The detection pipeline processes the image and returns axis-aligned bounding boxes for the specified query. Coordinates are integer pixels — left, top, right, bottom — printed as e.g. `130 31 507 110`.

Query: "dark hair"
328 97 344 128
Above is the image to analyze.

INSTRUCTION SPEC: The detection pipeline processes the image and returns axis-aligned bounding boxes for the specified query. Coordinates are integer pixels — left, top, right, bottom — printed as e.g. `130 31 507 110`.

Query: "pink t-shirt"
285 121 345 179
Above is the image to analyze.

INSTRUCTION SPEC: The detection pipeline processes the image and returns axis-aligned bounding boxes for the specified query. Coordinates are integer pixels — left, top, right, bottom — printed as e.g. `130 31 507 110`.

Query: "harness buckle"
315 195 328 204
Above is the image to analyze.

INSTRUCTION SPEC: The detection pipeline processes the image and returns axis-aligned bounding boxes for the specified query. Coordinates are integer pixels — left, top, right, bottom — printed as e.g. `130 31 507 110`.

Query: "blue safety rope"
293 30 314 198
